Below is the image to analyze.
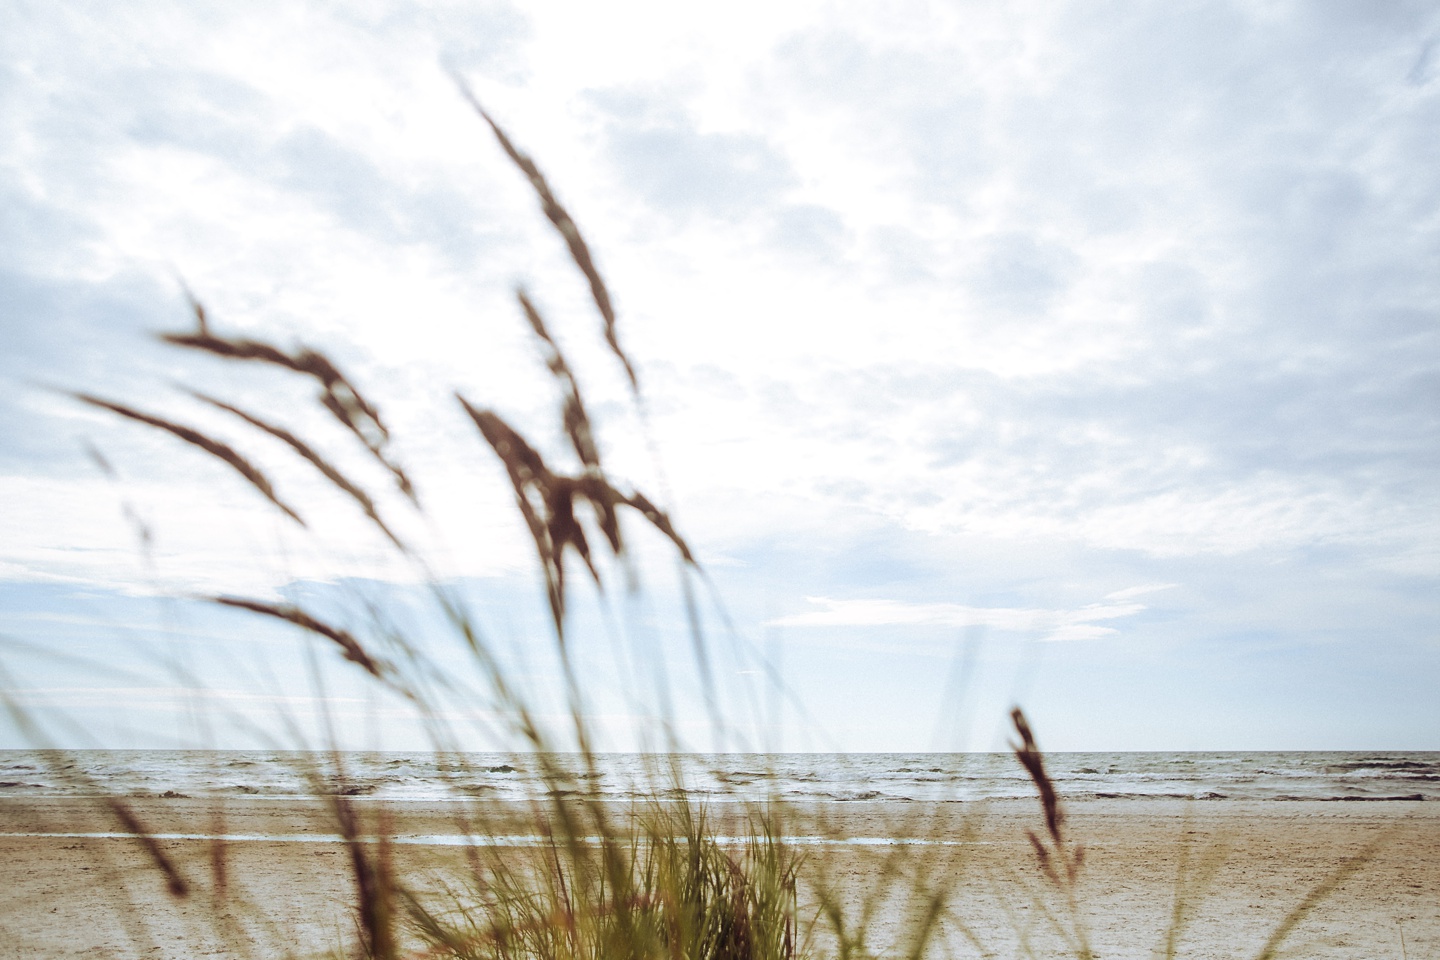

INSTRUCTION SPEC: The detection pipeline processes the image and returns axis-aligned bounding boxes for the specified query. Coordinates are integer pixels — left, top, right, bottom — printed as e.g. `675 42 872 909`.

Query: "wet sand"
0 797 1435 959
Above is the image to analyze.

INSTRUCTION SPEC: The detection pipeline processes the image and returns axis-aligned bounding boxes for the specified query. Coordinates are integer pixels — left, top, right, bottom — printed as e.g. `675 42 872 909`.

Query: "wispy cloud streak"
767 587 1169 641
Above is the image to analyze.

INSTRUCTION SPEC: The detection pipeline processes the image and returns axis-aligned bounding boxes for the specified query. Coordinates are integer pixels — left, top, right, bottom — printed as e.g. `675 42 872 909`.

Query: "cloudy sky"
3 1 1438 752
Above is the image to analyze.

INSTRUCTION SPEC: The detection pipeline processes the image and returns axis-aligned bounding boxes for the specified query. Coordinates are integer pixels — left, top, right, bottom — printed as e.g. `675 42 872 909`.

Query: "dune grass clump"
36 80 1388 960
401 804 798 960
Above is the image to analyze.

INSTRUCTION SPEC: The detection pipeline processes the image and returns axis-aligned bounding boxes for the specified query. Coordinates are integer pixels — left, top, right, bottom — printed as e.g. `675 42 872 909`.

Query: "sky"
2 1 1438 753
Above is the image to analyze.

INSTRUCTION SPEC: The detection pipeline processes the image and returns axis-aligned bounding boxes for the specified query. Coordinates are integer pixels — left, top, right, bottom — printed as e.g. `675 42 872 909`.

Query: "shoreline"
1 797 1436 959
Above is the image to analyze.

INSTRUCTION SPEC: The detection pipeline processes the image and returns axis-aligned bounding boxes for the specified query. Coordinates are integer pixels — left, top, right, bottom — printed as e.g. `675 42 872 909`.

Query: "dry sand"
0 796 1435 959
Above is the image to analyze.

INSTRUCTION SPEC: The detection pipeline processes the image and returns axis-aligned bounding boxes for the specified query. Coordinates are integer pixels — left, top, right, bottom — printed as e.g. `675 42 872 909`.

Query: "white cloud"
6 0 1438 587
1104 583 1177 601
768 593 1149 642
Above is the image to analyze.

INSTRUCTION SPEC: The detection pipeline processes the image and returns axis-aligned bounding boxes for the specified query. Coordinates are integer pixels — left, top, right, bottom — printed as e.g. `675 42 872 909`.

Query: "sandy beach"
1 797 1435 959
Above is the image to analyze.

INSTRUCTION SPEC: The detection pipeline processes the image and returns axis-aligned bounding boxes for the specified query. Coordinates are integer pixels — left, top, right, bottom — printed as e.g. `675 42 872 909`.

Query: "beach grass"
5 85 1389 960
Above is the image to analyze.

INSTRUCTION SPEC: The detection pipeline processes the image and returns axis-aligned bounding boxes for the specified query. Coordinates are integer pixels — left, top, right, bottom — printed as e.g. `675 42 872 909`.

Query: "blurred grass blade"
163 297 417 503
193 391 406 551
75 393 305 526
452 75 639 394
210 596 390 682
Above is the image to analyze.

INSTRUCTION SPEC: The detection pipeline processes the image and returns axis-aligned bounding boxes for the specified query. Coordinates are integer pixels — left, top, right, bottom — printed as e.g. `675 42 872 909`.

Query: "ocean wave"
1088 792 1210 801
4 751 1436 803
1326 759 1436 772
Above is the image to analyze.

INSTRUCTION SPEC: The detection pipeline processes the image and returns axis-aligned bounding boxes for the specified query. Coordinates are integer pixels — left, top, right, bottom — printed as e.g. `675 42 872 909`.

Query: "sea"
1 751 1436 803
